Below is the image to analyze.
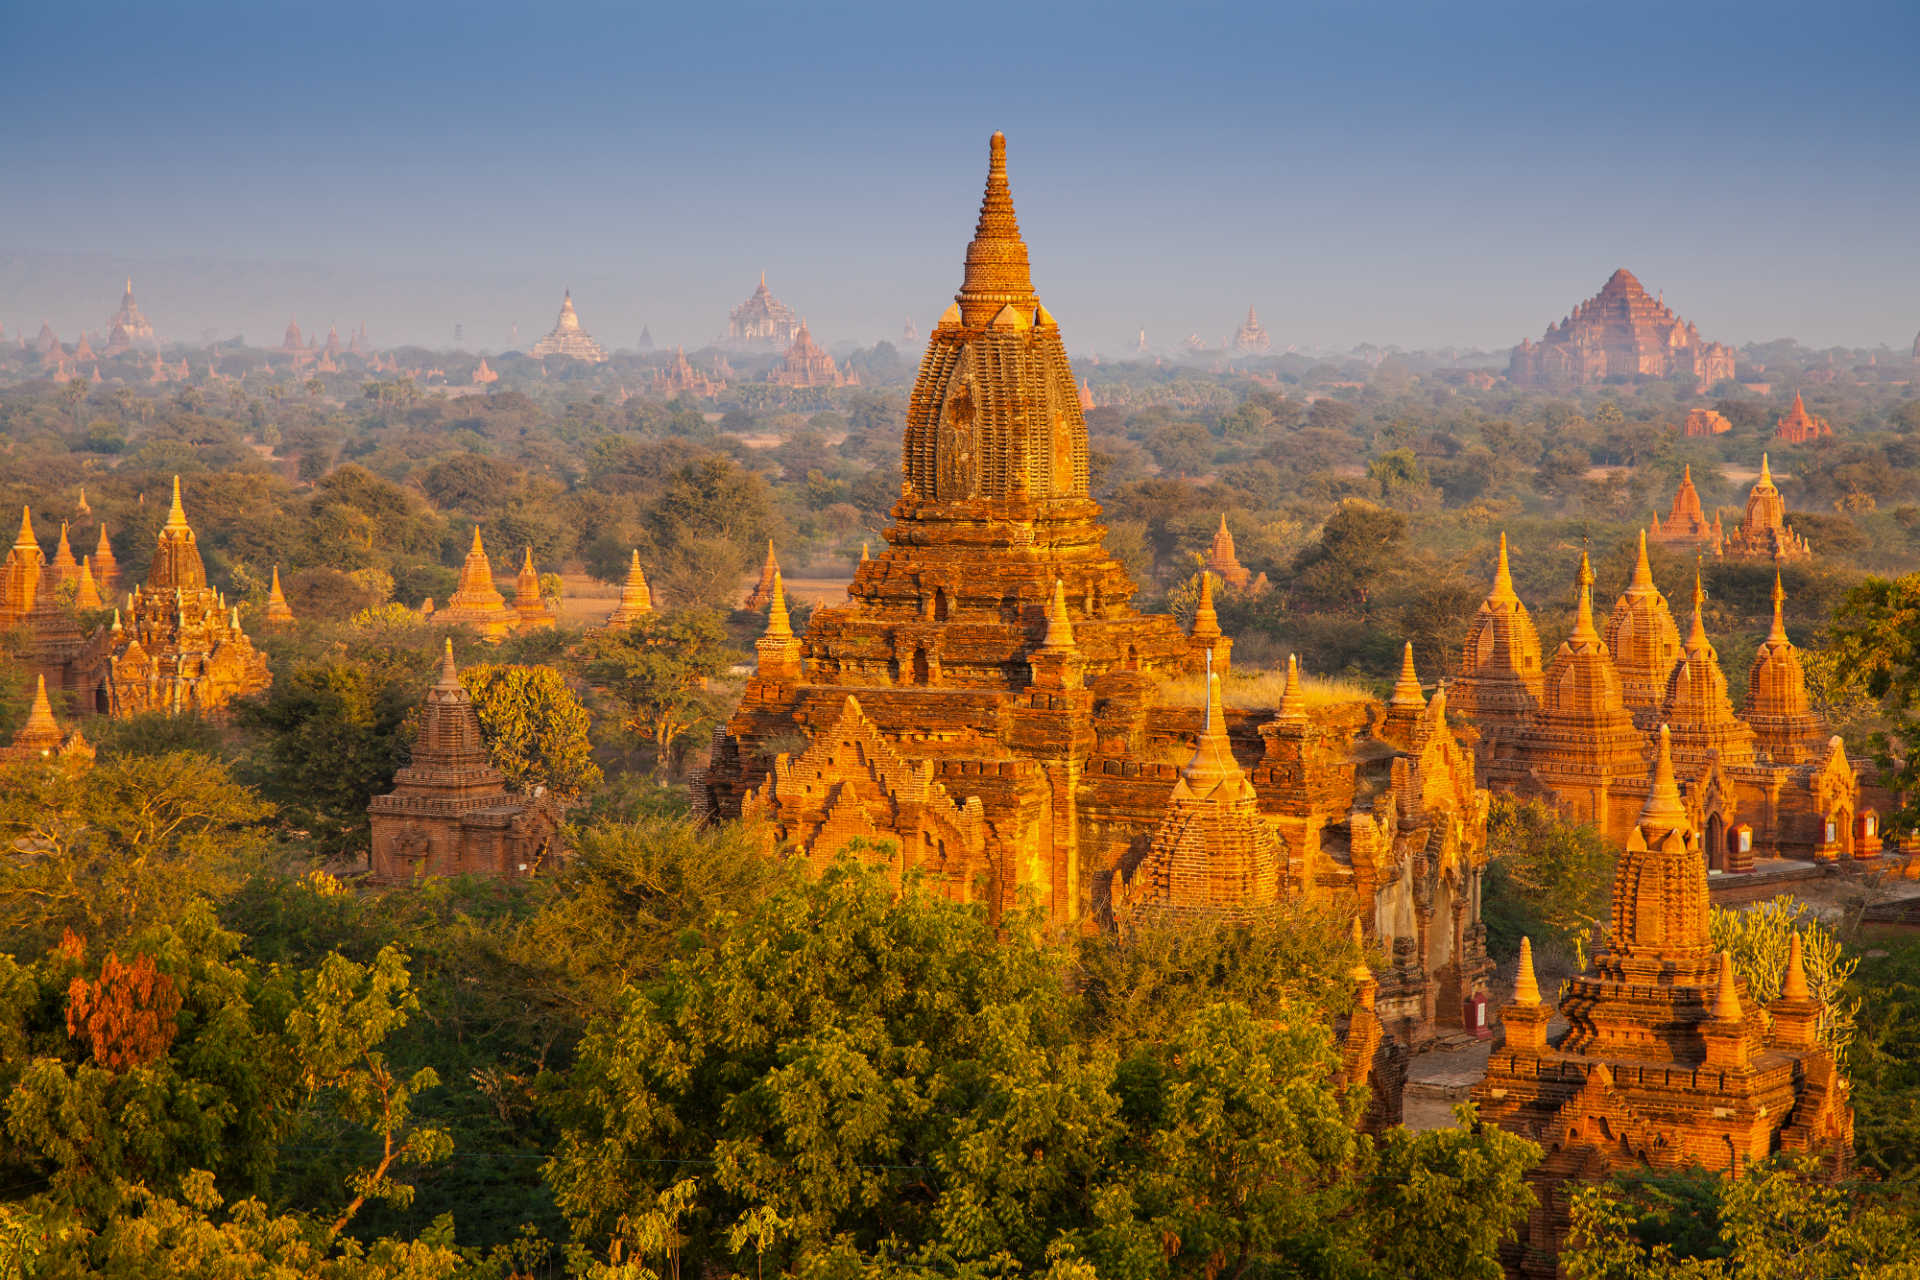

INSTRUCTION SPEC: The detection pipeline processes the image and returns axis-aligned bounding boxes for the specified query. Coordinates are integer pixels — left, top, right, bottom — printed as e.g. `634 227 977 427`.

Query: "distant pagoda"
767 319 849 388
1774 392 1832 444
1231 306 1271 352
1509 269 1735 391
433 529 516 641
103 278 156 354
727 272 800 348
529 290 608 362
604 551 653 627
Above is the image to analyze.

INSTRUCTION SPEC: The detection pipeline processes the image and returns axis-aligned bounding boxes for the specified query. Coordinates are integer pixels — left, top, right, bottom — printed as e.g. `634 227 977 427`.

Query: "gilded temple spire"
1514 936 1541 1006
957 131 1037 326
1768 571 1789 644
1685 570 1710 651
1041 577 1076 650
1711 951 1743 1023
1569 550 1600 643
1781 931 1811 1002
165 475 189 530
1639 724 1690 836
1630 528 1654 591
13 507 35 551
1490 532 1518 602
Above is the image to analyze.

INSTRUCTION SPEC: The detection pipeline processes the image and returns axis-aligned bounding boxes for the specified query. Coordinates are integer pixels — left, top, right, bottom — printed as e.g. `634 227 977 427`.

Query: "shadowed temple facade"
698 133 1494 1045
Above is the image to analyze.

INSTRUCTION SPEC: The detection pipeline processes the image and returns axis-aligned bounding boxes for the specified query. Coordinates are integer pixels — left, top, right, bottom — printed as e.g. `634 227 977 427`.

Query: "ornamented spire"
755 567 802 678
1759 451 1774 487
1515 936 1541 1006
1685 571 1710 651
437 636 460 688
265 565 295 623
75 558 101 609
165 475 189 530
1630 529 1654 590
23 674 58 738
13 507 35 551
607 551 653 626
1388 642 1425 711
1767 571 1788 644
957 132 1037 326
765 568 792 640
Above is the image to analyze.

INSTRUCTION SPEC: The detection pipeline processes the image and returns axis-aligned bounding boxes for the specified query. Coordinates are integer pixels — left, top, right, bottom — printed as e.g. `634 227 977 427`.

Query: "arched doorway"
911 647 931 686
1705 814 1726 871
932 588 949 621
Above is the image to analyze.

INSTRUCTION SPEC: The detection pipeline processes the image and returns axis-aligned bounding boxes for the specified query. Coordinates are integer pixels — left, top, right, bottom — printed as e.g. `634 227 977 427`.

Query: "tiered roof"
529 290 609 363
1603 531 1682 713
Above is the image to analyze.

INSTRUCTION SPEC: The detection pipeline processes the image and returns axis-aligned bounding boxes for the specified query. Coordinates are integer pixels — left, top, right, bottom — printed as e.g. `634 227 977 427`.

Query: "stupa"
264 566 295 624
727 271 801 348
742 541 782 610
1473 728 1853 1278
368 641 563 881
91 526 116 592
0 675 92 766
1231 306 1271 352
766 319 848 387
700 134 1494 1046
1774 392 1832 444
103 278 155 354
98 477 271 717
512 548 557 631
1508 269 1736 391
529 290 608 362
604 551 653 627
1449 534 1545 748
432 529 516 641
1721 455 1810 560
472 357 498 385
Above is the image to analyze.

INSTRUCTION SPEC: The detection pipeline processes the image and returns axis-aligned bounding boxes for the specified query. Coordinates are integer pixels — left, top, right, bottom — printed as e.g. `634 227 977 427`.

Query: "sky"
2 0 1916 356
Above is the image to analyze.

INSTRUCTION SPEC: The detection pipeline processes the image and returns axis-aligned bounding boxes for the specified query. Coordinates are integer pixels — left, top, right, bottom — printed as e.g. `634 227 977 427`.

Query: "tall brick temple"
699 133 1495 1045
1508 269 1735 391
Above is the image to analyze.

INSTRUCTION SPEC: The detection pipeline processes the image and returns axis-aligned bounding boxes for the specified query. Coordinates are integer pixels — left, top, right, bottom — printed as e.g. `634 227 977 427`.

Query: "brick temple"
1508 269 1735 391
698 133 1495 1045
1649 457 1810 561
529 290 608 363
1474 728 1853 1277
1452 536 1862 865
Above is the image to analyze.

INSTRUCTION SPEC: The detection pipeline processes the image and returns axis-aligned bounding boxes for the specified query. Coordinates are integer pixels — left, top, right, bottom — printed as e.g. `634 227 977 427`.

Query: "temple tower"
513 548 556 631
1722 455 1811 560
1452 534 1545 743
434 529 515 641
1650 465 1720 553
1742 573 1827 765
1603 531 1682 716
605 551 653 627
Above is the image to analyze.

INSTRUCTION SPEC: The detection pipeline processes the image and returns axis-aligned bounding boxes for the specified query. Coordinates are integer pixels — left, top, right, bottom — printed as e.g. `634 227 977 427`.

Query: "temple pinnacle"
1759 452 1774 487
1389 642 1425 710
1686 571 1710 650
957 131 1035 325
1182 668 1242 789
765 568 793 640
437 637 460 686
23 675 57 736
470 526 486 556
1490 532 1518 601
1514 936 1541 1006
1768 571 1789 644
1042 577 1075 649
1190 570 1221 642
1569 550 1600 642
1781 932 1811 1001
165 475 189 529
1630 529 1654 590
1639 724 1689 833
1277 653 1308 721
13 507 34 550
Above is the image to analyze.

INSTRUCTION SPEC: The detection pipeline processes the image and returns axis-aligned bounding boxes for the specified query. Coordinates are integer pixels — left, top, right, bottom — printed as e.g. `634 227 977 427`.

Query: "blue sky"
3 0 1915 354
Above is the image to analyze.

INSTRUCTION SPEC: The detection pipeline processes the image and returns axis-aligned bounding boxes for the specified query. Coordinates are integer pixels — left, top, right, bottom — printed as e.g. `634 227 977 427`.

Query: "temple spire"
165 475 189 530
1569 550 1600 643
765 568 792 640
1640 724 1689 834
14 507 35 551
1712 951 1743 1022
957 132 1036 325
1781 931 1811 1002
1490 532 1518 602
1767 571 1789 644
1277 653 1308 721
1190 570 1221 642
1388 641 1425 710
1041 577 1075 649
1686 571 1710 651
1630 529 1654 590
1759 451 1774 487
1514 936 1542 1006
1182 666 1242 789
22 675 57 737
436 637 460 688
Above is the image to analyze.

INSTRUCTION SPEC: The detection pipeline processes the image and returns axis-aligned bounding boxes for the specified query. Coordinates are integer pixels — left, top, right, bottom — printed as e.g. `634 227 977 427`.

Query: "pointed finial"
1569 550 1600 642
1190 570 1221 641
1686 570 1710 650
765 568 793 639
1712 951 1743 1023
1489 532 1518 602
23 675 57 735
522 546 537 575
1781 931 1811 1002
859 541 870 563
1277 653 1308 721
957 131 1035 325
1759 452 1774 486
1389 641 1425 710
164 475 188 529
1683 463 1692 484
1768 571 1789 644
1042 577 1076 649
13 507 34 550
437 637 460 686
470 526 486 556
1514 937 1541 1006
75 558 101 609
1639 724 1689 833
1630 529 1654 590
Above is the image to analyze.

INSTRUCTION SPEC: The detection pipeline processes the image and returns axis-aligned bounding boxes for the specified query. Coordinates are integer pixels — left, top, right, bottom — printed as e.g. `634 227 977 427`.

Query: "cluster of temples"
1651 456 1811 561
1453 534 1861 867
1476 727 1853 1276
697 133 1495 1046
766 319 856 388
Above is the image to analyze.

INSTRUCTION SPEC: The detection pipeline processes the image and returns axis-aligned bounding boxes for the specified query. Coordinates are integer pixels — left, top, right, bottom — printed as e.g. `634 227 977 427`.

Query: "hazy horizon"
4 0 1916 356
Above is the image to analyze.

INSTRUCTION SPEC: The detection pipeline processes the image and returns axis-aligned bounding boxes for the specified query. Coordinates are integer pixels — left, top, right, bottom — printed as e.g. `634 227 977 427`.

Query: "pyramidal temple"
699 133 1497 1052
1509 269 1735 391
529 290 608 362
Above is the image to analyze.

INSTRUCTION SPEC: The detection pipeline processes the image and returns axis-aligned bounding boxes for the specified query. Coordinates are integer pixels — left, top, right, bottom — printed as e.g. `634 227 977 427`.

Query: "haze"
3 0 1916 354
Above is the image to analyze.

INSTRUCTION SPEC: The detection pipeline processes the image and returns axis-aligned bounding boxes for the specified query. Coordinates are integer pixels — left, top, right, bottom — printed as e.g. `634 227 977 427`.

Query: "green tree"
1482 797 1616 966
459 664 601 799
1709 895 1858 1067
576 610 738 778
1817 574 1920 834
1287 499 1408 614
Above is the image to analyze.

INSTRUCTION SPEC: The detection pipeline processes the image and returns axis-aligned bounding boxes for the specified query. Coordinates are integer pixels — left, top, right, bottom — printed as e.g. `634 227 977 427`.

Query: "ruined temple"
368 641 562 881
1456 540 1861 865
529 290 609 363
1508 269 1736 391
727 272 801 348
699 133 1494 1045
1231 306 1271 352
1721 455 1811 560
1682 407 1731 437
651 346 724 397
1473 730 1854 1277
1774 392 1832 444
97 478 270 717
